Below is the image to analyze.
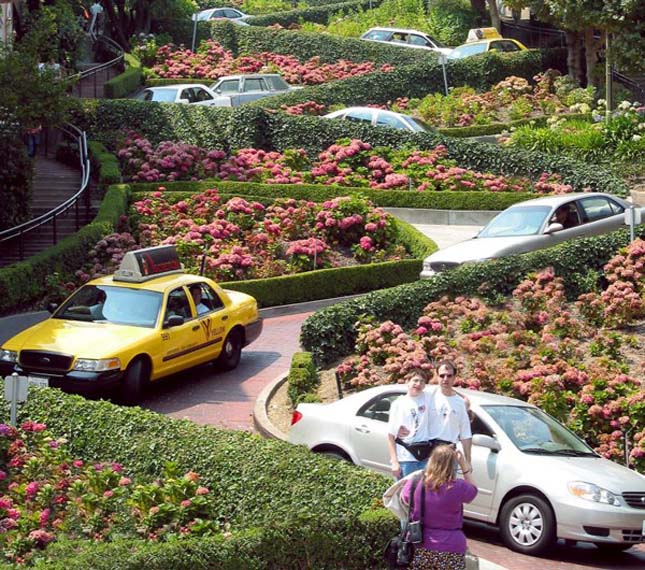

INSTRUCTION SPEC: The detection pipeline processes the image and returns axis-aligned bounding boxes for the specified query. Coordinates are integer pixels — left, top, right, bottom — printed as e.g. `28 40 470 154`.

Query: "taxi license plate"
27 377 49 388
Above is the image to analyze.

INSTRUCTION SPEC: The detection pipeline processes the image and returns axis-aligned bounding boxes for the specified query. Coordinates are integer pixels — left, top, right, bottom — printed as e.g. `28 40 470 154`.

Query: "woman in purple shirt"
402 445 477 570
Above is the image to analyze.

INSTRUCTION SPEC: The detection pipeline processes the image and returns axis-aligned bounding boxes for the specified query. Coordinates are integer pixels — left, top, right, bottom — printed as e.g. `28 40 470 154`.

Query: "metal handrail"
66 34 124 83
0 124 91 252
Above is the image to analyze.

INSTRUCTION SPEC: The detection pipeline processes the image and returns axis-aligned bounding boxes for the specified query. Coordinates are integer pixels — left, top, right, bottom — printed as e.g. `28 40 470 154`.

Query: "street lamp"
191 11 201 52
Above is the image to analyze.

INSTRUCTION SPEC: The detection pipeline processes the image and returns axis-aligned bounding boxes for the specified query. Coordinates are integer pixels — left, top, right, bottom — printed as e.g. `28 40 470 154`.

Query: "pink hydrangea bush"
0 423 218 565
116 136 573 194
335 250 645 471
148 40 394 84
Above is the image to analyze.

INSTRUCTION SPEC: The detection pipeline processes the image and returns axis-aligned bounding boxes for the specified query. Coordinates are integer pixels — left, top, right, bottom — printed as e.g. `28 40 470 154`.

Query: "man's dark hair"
435 359 457 375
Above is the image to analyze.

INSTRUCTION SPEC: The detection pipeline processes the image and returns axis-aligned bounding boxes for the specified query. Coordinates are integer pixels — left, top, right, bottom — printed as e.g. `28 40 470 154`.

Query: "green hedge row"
250 49 568 110
246 0 381 28
133 179 537 211
287 351 320 406
300 226 645 366
0 388 395 569
209 20 428 65
0 184 128 317
104 53 143 99
88 140 121 191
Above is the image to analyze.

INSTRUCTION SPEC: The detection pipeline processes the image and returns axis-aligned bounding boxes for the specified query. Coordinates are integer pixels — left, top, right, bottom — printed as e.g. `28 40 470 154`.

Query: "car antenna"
199 250 207 276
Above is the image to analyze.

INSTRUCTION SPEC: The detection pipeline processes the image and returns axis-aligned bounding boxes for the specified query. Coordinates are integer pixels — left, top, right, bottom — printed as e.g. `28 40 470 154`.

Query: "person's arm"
387 433 401 479
460 437 472 464
458 400 472 462
456 450 475 493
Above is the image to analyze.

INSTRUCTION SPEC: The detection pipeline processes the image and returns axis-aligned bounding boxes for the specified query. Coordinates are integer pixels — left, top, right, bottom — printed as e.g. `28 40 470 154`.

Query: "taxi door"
155 287 208 377
187 282 230 365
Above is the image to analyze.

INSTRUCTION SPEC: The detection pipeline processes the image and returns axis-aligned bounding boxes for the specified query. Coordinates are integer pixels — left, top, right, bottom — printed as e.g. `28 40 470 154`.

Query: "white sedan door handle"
354 425 370 434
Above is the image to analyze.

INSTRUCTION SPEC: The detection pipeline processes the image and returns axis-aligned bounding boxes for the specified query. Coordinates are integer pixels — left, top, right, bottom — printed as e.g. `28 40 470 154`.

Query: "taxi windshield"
55 285 162 328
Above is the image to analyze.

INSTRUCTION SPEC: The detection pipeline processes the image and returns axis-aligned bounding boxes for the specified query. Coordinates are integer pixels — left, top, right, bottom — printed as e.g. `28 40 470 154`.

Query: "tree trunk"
566 30 582 84
102 0 129 49
488 0 501 32
469 0 488 24
584 28 602 88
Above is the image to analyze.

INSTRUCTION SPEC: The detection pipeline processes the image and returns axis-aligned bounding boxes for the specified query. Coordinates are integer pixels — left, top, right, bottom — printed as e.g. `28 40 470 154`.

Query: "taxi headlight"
568 481 622 507
73 358 121 372
0 349 18 363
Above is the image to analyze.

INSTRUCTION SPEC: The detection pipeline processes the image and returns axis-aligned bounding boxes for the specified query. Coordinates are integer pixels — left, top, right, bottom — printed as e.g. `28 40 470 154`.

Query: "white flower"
618 100 631 111
597 99 606 106
632 134 642 141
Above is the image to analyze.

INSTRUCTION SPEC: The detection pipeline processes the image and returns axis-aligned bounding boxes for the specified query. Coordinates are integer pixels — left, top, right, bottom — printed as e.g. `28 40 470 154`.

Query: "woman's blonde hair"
423 445 457 491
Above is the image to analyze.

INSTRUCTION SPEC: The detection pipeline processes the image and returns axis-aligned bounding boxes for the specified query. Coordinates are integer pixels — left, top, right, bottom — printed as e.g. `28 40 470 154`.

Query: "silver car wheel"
508 502 543 546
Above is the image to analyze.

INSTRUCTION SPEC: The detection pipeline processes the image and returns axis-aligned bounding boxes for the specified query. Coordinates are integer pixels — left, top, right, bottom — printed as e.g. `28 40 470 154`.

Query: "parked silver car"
289 385 645 554
134 84 232 106
360 27 452 56
421 193 641 278
210 74 300 106
192 7 249 24
324 107 431 132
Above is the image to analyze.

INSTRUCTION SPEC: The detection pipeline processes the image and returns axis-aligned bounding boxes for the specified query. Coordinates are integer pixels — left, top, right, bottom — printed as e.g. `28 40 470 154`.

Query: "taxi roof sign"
466 27 502 43
114 245 183 283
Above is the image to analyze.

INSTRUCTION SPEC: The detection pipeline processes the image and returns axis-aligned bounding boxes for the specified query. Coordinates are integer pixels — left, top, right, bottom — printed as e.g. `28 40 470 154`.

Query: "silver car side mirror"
472 434 501 452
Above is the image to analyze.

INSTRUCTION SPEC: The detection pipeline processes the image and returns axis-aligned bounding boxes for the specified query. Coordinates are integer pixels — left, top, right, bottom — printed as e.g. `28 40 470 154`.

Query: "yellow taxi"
0 245 262 402
448 28 527 60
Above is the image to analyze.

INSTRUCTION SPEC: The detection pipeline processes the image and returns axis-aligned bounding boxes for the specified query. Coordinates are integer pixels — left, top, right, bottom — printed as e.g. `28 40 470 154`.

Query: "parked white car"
210 73 301 106
192 7 249 24
421 193 641 278
360 27 452 56
134 84 232 107
289 385 645 555
324 107 431 132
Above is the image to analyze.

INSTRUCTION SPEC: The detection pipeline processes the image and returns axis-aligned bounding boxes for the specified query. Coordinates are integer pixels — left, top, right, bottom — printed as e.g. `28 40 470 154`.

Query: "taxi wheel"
119 358 149 404
216 330 242 371
499 494 556 555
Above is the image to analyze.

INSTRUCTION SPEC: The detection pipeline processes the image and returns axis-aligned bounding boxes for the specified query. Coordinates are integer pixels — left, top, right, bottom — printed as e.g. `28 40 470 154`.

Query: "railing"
612 70 645 102
500 21 566 49
0 124 91 260
68 34 125 98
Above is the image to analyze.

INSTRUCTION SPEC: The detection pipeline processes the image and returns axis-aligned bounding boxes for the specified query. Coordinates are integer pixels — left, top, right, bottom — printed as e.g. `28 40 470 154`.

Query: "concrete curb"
252 372 289 441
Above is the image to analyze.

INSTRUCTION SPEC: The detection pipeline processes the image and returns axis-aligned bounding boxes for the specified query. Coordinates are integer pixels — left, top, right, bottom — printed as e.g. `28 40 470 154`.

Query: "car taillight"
290 410 303 426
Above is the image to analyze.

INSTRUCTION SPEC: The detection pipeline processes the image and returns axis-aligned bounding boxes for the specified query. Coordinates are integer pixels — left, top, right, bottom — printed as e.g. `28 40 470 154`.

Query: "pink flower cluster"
149 40 394 84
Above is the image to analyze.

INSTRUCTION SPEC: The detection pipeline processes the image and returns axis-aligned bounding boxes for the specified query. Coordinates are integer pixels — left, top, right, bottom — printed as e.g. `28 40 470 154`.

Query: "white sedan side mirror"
472 434 501 452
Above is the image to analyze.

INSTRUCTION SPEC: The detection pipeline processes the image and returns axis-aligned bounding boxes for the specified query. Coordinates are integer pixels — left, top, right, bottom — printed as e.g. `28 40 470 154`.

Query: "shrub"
104 53 143 99
245 0 381 28
287 352 320 405
0 387 397 569
300 226 645 366
0 129 32 231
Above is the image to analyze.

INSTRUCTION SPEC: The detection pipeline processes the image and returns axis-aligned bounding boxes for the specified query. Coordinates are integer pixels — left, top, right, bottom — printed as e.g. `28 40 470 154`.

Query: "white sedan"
421 193 642 278
134 84 232 107
324 107 431 132
289 385 645 555
192 7 249 24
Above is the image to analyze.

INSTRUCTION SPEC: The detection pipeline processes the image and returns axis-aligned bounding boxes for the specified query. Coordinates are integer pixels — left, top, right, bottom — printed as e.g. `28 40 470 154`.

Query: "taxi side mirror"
165 315 185 328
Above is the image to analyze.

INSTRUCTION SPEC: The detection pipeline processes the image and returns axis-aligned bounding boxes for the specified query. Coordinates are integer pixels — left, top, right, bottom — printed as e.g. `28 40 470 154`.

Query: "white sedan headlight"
73 358 121 372
568 481 622 506
0 349 18 363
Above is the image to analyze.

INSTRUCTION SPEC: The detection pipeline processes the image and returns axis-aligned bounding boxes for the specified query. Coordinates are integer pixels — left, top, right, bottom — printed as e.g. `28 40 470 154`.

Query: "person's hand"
397 426 410 438
456 450 470 472
391 460 401 479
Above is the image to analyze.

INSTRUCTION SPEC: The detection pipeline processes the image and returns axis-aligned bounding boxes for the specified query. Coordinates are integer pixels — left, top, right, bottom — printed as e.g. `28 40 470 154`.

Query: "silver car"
210 74 300 106
360 27 452 56
421 193 642 278
324 107 431 132
192 7 249 24
289 385 645 555
134 84 232 107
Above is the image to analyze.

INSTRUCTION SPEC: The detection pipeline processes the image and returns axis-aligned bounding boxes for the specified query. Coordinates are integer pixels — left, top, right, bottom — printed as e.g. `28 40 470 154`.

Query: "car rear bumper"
244 318 263 346
2 363 123 396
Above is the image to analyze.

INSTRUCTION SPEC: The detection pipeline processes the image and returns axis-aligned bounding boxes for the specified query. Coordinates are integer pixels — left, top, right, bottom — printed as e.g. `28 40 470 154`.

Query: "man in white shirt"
190 285 209 315
427 360 472 462
387 369 433 479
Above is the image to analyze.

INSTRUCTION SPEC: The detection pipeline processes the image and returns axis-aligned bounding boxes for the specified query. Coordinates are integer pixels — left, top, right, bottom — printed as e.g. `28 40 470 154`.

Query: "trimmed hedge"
88 140 121 191
209 20 429 65
0 184 129 316
245 0 382 28
104 53 143 99
300 226 645 366
132 179 538 211
0 387 396 569
287 351 320 405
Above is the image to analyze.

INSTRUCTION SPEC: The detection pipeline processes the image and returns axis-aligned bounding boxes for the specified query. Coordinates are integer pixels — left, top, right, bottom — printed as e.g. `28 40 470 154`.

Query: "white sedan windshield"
478 206 551 237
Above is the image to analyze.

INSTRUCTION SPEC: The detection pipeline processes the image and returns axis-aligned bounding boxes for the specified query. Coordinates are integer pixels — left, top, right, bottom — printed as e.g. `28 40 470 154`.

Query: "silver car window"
578 196 623 223
266 76 290 90
152 89 179 102
345 109 373 123
193 87 213 101
243 78 264 92
357 393 401 422
218 80 239 93
376 112 406 129
409 34 430 47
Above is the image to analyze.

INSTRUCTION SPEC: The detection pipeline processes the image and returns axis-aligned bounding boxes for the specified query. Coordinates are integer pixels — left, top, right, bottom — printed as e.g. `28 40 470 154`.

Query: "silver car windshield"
484 405 596 456
478 205 551 237
55 285 163 328
150 90 178 102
